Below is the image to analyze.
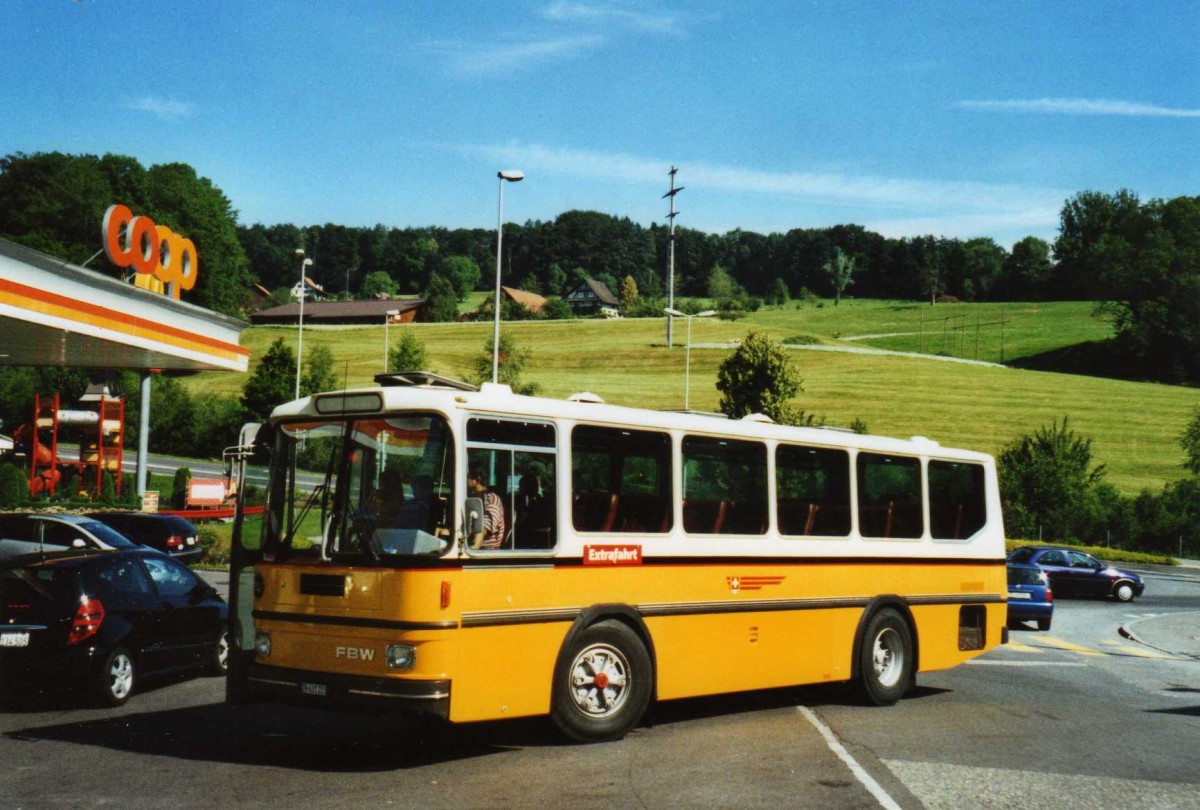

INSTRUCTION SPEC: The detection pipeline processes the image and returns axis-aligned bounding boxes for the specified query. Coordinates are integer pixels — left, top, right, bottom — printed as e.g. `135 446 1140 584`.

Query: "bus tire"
208 629 230 675
856 608 913 706
551 620 652 743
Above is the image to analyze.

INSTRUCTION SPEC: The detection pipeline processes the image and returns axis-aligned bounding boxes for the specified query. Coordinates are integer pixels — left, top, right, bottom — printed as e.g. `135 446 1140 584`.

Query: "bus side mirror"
464 497 484 538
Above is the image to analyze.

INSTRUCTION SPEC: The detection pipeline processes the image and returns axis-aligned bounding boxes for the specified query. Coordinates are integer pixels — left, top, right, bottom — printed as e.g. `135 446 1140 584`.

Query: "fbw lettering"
335 646 375 661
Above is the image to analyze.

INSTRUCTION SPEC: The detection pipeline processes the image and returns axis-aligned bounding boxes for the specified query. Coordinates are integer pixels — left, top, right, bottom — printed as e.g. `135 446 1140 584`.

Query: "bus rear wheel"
551 620 651 743
857 608 913 706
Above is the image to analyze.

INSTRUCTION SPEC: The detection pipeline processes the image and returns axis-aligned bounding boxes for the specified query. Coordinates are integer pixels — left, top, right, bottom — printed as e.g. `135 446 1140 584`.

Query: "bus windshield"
262 414 454 561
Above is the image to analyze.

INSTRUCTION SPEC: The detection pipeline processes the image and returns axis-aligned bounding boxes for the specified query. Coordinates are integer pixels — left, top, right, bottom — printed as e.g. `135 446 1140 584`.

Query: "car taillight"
1046 588 1053 603
68 597 105 645
166 534 183 548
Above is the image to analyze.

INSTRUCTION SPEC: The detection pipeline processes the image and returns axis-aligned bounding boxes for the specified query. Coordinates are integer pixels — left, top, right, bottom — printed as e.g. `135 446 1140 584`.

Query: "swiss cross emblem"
727 575 785 594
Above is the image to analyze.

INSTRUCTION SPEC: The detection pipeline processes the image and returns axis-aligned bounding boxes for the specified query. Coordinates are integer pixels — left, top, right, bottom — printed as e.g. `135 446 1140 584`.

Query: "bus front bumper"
246 663 450 718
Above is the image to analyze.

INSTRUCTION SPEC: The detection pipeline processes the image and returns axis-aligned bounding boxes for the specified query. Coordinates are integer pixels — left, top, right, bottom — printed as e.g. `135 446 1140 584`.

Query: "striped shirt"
480 491 506 549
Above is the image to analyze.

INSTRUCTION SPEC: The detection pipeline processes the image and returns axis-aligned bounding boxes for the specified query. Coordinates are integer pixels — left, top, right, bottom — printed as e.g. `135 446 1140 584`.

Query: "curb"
1118 613 1200 660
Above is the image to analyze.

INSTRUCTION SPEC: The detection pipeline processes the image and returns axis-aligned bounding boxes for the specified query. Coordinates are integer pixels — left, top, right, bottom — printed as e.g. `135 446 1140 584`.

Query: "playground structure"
16 386 125 499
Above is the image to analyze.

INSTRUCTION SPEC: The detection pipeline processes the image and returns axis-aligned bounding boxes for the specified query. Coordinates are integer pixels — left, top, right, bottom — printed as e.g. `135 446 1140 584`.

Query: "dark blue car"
1008 546 1144 602
1007 562 1053 631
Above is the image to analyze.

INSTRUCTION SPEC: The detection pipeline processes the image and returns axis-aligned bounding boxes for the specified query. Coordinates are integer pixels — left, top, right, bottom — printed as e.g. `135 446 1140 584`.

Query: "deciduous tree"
716 331 803 422
241 338 296 421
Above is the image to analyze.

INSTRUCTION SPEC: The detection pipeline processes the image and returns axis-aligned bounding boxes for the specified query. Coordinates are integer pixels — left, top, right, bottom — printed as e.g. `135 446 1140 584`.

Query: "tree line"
4 150 1196 382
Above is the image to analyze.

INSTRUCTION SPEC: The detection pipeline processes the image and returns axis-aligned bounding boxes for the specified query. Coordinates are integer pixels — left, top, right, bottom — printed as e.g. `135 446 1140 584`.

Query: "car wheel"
1037 618 1051 632
857 608 914 706
1113 582 1136 602
97 647 135 707
208 629 230 675
551 620 652 743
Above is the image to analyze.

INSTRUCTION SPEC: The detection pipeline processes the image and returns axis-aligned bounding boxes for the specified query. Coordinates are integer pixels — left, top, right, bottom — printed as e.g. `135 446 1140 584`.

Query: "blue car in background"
1007 562 1053 631
1008 546 1145 602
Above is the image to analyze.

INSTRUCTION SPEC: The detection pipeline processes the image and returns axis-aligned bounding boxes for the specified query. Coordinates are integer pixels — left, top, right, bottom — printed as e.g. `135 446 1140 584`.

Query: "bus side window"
681 435 768 536
928 461 986 540
776 445 851 537
857 453 923 539
466 418 557 552
572 426 672 534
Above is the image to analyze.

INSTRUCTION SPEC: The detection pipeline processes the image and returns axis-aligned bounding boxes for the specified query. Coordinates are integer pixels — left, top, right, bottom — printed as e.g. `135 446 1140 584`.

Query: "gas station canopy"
0 238 248 372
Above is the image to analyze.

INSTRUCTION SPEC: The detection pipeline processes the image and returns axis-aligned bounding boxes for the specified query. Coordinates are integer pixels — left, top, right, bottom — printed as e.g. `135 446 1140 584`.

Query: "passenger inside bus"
468 468 506 549
513 472 553 548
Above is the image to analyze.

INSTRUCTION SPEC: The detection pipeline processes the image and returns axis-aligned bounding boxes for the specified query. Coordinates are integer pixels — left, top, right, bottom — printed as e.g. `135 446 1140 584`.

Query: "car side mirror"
464 497 484 538
71 538 87 549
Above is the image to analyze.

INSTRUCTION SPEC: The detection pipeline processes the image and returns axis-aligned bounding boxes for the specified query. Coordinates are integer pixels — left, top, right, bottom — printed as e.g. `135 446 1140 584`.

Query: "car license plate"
300 682 327 697
1009 592 1031 600
0 632 30 648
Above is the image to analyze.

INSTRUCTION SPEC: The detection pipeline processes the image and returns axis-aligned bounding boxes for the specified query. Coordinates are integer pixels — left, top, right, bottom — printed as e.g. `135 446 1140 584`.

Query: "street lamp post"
493 170 524 384
664 308 716 410
294 249 314 400
383 308 400 372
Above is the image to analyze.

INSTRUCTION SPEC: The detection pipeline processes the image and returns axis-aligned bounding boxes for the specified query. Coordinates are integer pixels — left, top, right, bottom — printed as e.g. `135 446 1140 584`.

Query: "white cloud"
958 98 1200 118
456 141 1066 215
865 208 1062 242
541 1 681 34
121 96 195 121
430 35 605 77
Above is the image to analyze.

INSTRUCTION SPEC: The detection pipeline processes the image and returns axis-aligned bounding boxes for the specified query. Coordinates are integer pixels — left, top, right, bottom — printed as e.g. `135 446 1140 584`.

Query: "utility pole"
663 166 683 348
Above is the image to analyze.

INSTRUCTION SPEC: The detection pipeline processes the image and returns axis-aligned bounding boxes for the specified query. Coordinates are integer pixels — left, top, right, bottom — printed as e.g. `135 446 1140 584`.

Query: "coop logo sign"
102 204 198 299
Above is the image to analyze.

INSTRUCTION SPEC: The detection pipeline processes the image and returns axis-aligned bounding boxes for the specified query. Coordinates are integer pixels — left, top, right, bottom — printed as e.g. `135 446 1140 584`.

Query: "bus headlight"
386 644 416 670
255 632 271 657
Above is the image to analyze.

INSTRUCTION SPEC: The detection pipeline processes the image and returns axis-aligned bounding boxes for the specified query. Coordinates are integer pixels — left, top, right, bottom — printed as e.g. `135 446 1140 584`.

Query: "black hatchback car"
0 548 228 706
1008 546 1145 602
87 512 202 564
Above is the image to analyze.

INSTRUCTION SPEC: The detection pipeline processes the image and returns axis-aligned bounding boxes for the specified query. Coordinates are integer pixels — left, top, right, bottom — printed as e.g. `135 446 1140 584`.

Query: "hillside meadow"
181 300 1200 495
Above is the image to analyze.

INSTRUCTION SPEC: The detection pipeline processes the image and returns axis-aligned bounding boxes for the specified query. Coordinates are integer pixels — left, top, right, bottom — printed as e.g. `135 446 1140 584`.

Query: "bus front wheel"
857 608 913 706
551 620 652 743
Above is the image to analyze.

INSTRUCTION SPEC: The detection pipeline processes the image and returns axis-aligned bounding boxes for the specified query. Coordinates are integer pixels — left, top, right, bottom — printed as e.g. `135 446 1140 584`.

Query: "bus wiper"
283 482 326 549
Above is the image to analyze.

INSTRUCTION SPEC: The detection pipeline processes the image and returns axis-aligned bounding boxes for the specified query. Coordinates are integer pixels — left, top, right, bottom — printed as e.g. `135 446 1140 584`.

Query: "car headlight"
386 644 416 670
255 631 271 657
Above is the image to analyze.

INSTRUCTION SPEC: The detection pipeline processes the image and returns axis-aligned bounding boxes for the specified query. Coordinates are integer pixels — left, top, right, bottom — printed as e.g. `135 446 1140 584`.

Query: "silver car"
0 513 137 559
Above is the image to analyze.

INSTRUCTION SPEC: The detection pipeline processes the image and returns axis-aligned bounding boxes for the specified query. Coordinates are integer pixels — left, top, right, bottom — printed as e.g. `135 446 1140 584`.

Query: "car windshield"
262 414 454 561
78 521 137 549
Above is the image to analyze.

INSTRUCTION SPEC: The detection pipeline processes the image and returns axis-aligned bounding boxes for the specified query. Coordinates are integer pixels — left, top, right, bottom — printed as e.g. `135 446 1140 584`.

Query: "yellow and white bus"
227 373 1007 742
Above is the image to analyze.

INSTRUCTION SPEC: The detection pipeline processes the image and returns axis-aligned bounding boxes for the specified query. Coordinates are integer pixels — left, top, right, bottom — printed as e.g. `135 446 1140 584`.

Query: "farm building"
564 278 618 315
502 286 548 314
249 298 426 326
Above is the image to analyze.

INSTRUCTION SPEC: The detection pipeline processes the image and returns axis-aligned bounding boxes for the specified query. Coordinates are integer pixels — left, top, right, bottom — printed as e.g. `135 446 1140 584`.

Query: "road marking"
799 706 901 810
1097 640 1177 659
1003 641 1039 653
1033 636 1104 656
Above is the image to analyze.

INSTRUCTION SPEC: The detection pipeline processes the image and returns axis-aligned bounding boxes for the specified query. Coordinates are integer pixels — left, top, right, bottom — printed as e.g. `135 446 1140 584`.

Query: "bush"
172 467 191 510
0 462 27 508
1005 538 1177 567
100 471 116 504
198 526 227 565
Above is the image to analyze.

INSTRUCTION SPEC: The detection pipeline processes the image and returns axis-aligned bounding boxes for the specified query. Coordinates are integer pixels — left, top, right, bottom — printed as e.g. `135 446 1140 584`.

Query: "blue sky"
2 1 1197 247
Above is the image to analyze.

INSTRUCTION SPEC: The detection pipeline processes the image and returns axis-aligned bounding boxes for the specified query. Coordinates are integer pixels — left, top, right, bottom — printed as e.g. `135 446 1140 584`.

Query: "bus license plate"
1 632 30 648
301 682 327 697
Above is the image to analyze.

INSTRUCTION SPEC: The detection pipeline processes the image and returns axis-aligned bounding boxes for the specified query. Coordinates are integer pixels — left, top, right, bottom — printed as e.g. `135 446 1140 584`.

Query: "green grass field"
181 300 1200 496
